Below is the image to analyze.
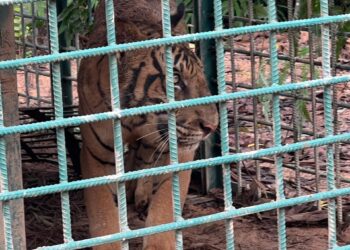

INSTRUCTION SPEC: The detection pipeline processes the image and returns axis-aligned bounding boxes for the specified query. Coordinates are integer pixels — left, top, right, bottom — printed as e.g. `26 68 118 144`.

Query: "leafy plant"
58 0 99 46
14 5 22 41
256 56 272 121
299 0 350 59
14 3 47 58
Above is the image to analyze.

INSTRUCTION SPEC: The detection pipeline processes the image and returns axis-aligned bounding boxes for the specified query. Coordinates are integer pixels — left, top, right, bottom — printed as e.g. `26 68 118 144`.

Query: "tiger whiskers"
136 128 168 141
152 136 170 169
147 132 169 163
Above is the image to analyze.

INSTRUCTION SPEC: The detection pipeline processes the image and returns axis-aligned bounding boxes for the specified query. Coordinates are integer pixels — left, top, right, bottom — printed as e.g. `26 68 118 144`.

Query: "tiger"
77 1 219 249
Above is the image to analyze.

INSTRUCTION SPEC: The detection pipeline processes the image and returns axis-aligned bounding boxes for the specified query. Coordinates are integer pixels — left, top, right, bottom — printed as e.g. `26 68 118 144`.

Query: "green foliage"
14 3 46 58
14 5 22 41
257 40 322 123
299 0 350 59
182 0 268 30
14 3 47 43
58 0 99 46
256 56 272 121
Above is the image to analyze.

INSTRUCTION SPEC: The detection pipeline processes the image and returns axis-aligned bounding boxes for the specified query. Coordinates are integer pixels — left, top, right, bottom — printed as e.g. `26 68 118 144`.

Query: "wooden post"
0 5 27 249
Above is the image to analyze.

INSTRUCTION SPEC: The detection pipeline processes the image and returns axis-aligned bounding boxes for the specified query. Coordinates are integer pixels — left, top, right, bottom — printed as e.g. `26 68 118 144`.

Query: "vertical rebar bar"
47 0 72 242
320 0 337 247
268 0 287 249
105 0 129 249
213 0 235 249
329 0 343 225
161 1 183 248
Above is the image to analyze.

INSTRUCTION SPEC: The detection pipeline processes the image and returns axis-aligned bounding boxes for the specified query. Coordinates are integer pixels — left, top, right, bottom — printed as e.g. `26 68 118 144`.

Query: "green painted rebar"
2 131 350 202
213 0 234 249
320 0 337 248
161 0 183 249
48 0 72 242
0 1 350 249
0 76 348 137
267 0 286 249
334 246 350 250
329 0 343 225
105 0 129 249
35 185 350 250
2 14 350 69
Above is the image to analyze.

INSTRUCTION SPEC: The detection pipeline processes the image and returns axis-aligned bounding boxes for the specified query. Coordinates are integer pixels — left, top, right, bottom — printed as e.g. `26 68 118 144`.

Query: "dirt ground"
22 164 318 250
23 161 350 249
17 30 350 249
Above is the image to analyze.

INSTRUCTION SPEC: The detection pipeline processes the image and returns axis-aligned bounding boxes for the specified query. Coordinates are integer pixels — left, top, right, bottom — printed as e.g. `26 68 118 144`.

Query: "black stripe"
123 62 146 107
86 145 115 166
122 123 132 131
155 111 167 115
151 50 163 74
96 56 113 110
155 148 169 154
131 114 147 127
183 53 189 68
152 175 172 194
140 141 158 149
190 64 194 75
135 155 153 165
88 123 114 152
177 124 196 132
147 98 165 105
129 143 141 151
96 80 112 110
143 74 160 94
174 53 182 66
176 128 187 137
157 123 168 142
96 55 106 69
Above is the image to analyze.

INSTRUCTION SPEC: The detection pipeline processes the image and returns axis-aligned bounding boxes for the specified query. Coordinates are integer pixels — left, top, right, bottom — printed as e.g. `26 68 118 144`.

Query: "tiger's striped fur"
78 1 218 249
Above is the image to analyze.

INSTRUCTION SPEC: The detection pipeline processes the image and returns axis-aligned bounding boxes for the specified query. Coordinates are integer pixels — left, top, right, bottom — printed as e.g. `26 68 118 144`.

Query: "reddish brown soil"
18 31 350 249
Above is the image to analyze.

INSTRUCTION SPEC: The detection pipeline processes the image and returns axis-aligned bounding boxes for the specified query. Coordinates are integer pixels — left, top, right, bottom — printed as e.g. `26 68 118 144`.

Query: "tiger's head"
120 44 219 151
114 4 218 152
79 3 219 153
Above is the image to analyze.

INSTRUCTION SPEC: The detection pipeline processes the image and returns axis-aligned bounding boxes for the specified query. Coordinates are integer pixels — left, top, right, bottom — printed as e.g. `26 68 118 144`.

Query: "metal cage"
0 0 350 249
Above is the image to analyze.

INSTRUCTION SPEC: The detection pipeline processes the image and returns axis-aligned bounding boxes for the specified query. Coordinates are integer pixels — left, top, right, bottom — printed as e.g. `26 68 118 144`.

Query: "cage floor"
19 30 350 249
23 161 350 249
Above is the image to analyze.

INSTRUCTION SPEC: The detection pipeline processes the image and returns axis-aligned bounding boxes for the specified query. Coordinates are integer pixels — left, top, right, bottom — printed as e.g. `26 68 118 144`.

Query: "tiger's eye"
174 74 180 84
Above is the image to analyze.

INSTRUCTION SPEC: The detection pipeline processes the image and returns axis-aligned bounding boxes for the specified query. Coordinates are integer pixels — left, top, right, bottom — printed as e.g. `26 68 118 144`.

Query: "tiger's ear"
171 3 185 29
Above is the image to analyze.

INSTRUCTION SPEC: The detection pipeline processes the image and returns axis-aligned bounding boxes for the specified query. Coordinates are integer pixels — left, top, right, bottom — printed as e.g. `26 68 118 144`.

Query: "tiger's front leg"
80 146 121 250
143 150 195 250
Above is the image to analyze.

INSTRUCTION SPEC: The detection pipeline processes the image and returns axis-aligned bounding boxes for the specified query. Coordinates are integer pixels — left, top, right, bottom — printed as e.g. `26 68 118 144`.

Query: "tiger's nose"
199 120 217 136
